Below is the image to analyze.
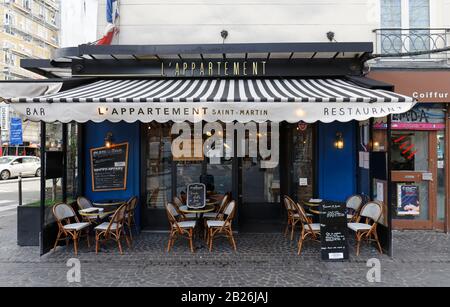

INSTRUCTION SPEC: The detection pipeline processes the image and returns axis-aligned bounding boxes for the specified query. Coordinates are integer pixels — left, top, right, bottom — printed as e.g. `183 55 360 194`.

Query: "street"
0 178 40 216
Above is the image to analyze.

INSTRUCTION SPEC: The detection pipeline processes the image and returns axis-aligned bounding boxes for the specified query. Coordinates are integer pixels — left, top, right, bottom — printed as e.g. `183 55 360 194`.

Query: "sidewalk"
0 212 449 287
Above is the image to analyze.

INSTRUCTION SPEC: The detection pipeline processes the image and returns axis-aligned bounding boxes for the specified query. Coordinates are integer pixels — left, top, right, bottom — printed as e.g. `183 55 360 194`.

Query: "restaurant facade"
1 42 417 255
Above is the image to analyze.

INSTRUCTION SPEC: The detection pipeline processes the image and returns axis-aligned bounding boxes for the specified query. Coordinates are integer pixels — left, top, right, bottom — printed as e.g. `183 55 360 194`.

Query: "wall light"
104 131 113 148
334 132 344 149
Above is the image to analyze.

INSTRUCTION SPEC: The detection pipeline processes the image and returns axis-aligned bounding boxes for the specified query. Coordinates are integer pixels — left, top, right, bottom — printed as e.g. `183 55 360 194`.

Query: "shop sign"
368 71 450 103
14 101 415 124
187 183 206 209
397 184 420 216
161 60 267 77
9 117 23 146
374 106 445 130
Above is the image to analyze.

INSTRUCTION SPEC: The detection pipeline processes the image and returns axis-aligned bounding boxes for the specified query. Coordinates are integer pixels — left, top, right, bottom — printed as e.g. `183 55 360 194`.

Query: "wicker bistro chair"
346 195 364 222
52 203 90 256
206 200 237 252
165 203 197 253
203 194 230 220
125 196 139 241
203 194 230 238
283 196 313 241
173 196 197 220
76 196 99 224
347 201 383 256
293 201 321 255
94 203 131 255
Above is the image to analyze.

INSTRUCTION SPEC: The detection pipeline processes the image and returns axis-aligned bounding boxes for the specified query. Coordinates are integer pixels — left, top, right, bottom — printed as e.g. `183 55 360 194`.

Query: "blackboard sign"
187 183 206 209
90 143 128 191
320 201 349 261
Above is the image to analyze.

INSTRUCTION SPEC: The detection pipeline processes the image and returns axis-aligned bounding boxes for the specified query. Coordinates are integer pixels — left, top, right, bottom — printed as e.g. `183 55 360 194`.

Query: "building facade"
0 0 60 154
2 0 450 255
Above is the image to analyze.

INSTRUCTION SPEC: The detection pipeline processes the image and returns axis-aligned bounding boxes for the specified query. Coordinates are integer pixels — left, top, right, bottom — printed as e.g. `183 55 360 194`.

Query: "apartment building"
0 0 59 80
0 0 59 154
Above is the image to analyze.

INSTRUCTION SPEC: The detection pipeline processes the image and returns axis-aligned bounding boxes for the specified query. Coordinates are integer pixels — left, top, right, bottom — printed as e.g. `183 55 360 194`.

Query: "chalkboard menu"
90 143 128 191
187 183 206 209
320 201 349 261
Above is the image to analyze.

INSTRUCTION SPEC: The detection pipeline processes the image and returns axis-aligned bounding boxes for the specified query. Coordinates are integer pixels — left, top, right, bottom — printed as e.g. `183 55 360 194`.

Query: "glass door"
391 130 441 229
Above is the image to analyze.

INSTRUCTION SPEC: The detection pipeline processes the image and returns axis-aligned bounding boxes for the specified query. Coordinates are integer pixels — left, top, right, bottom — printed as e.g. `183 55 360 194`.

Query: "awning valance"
8 78 415 123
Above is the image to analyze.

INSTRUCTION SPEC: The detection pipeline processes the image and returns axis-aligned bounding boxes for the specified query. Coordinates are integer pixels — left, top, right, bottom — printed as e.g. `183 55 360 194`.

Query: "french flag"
96 0 120 45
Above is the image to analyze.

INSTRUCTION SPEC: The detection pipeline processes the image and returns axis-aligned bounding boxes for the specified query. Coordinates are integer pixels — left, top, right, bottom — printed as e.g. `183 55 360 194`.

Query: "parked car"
0 156 41 180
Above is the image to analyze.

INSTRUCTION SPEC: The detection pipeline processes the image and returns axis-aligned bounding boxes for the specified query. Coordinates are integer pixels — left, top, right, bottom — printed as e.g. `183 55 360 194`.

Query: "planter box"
17 206 55 246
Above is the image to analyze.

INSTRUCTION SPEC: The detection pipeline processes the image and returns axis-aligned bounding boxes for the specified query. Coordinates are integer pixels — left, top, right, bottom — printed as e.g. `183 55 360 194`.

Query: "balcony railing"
373 28 450 59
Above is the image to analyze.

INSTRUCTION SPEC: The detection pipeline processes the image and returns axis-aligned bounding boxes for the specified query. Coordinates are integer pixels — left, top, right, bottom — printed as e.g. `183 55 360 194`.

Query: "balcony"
372 28 450 67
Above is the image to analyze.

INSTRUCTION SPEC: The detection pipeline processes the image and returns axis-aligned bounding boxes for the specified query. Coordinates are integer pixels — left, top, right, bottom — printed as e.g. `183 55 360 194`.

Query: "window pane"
391 131 428 171
380 0 402 53
146 124 172 209
242 158 280 203
293 123 314 201
409 0 430 55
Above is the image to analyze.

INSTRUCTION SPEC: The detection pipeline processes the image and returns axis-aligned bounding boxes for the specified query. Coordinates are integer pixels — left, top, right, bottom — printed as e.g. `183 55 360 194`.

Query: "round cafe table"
178 204 216 217
78 208 114 222
92 199 126 212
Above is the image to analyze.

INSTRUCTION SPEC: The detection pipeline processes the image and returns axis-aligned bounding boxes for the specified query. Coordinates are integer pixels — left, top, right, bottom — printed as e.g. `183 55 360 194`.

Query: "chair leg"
95 232 100 254
167 232 173 252
356 233 362 256
373 231 383 254
189 229 194 253
297 230 305 255
124 233 132 249
284 220 290 236
53 231 61 252
290 221 295 241
229 231 237 251
117 238 123 255
209 229 214 252
128 222 133 241
73 234 78 256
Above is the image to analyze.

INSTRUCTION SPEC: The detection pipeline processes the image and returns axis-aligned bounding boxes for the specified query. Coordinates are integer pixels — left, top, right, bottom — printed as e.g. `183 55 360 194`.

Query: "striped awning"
9 78 415 123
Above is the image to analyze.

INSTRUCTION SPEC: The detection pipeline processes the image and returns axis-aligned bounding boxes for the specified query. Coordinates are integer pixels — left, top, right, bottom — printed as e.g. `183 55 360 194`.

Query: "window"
38 5 45 19
22 0 32 11
4 52 15 65
380 0 430 54
4 12 13 26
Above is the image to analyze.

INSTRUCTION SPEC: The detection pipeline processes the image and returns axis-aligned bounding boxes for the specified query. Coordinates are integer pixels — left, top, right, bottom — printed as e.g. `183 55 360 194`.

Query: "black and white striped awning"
9 78 415 123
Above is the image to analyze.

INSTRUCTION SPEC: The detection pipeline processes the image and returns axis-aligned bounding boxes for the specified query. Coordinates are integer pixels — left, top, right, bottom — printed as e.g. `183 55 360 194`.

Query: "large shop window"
146 124 172 209
293 123 314 201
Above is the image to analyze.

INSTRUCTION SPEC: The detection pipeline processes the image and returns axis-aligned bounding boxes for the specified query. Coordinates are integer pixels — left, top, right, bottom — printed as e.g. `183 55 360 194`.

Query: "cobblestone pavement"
1 213 450 287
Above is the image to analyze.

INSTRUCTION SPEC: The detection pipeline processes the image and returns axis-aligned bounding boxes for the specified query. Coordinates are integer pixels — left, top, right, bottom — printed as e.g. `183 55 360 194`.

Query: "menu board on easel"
320 201 349 261
90 142 128 191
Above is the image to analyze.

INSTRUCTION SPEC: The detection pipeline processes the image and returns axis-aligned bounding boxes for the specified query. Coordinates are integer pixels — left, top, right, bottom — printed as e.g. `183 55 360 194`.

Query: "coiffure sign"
368 71 450 103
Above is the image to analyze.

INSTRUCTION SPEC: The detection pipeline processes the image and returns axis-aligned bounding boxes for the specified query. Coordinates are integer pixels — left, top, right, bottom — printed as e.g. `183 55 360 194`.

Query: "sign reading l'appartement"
161 60 267 77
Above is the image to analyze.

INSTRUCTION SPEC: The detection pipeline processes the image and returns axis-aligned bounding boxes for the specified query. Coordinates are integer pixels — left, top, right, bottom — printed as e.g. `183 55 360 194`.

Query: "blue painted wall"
84 121 141 228
317 122 357 202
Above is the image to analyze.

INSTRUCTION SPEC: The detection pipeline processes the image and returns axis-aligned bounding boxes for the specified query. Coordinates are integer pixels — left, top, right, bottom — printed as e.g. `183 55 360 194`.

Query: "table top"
179 204 215 214
78 209 114 218
93 200 126 207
